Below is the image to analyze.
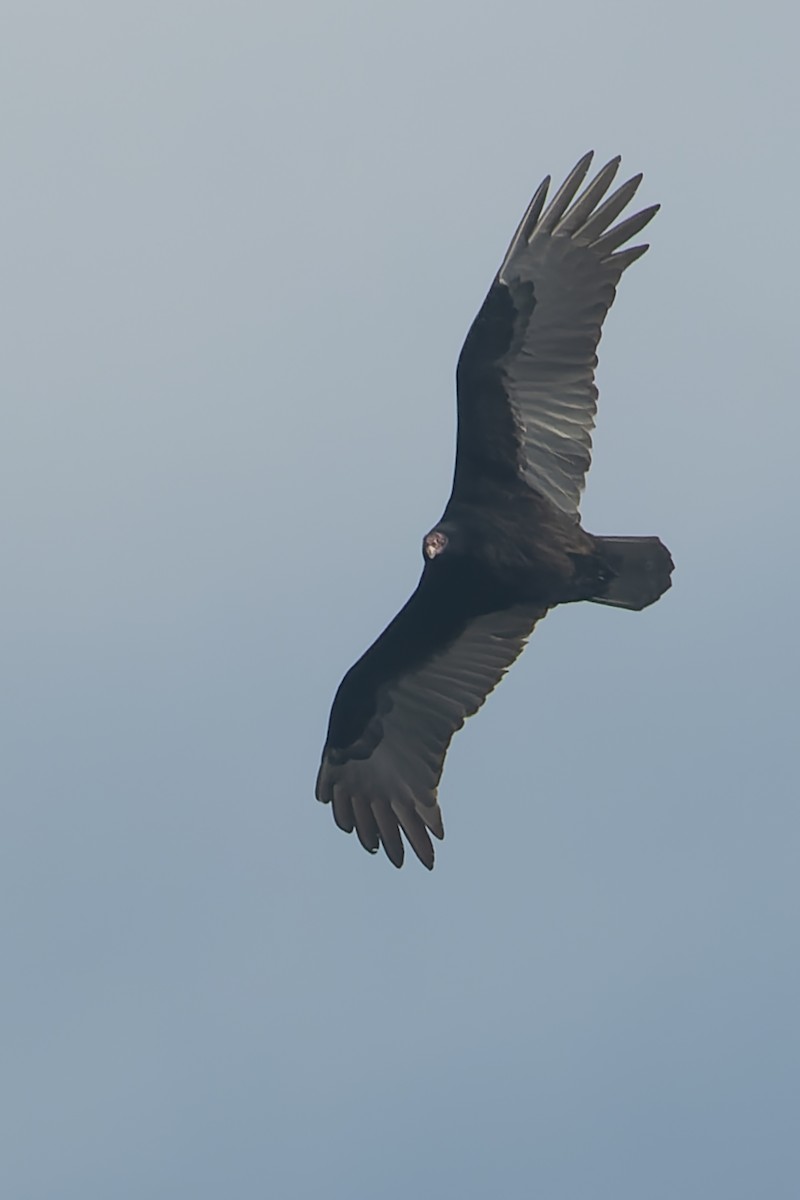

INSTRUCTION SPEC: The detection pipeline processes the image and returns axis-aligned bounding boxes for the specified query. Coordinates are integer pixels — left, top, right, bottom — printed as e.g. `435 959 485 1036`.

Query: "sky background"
2 2 798 1197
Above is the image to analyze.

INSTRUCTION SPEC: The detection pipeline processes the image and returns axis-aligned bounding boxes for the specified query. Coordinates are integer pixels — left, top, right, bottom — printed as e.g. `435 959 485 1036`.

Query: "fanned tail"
590 536 674 611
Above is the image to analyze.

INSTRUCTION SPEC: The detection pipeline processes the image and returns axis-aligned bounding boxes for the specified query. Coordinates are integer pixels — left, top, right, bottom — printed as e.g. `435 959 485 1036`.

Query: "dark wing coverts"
454 152 658 516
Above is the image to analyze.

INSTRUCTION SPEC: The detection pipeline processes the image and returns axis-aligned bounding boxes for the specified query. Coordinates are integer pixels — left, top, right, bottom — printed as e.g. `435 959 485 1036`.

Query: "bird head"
423 528 449 560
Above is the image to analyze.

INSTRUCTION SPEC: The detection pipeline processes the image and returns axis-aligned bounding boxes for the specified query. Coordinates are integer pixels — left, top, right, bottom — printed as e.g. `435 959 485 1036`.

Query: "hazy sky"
3 2 798 1197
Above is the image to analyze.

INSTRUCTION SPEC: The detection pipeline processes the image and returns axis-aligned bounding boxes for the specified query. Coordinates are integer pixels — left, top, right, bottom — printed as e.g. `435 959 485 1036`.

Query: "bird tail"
589 536 674 611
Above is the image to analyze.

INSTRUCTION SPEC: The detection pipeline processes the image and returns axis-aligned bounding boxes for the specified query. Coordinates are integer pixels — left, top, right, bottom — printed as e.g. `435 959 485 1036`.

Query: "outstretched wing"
453 151 658 517
317 571 546 869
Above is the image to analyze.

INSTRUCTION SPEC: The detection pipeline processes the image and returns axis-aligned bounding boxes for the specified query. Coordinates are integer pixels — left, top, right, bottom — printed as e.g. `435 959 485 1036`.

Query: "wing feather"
533 151 594 235
351 794 381 854
454 152 658 518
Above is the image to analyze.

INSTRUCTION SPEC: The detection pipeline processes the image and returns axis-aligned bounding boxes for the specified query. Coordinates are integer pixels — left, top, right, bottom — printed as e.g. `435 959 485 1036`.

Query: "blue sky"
3 2 798 1197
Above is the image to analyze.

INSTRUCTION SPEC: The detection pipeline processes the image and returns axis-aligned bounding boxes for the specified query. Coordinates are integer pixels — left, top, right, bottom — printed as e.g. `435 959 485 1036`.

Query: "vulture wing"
316 570 546 868
453 152 658 517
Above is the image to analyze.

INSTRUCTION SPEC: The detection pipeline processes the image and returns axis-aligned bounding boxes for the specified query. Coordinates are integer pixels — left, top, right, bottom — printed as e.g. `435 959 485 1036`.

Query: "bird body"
317 152 673 869
431 484 601 602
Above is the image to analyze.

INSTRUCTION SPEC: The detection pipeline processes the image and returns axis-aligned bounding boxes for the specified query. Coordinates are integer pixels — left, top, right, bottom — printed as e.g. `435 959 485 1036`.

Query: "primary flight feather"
316 152 673 869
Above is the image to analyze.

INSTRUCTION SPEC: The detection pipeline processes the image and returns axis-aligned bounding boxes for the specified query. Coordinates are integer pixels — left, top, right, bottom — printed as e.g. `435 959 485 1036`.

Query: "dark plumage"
317 152 673 869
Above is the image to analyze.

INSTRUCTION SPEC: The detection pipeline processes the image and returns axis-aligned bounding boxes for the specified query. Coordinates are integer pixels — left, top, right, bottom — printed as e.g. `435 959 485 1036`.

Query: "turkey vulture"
316 152 673 869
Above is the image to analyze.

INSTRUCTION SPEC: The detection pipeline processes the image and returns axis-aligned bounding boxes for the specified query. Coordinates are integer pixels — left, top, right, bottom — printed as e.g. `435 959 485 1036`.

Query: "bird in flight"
317 152 673 869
